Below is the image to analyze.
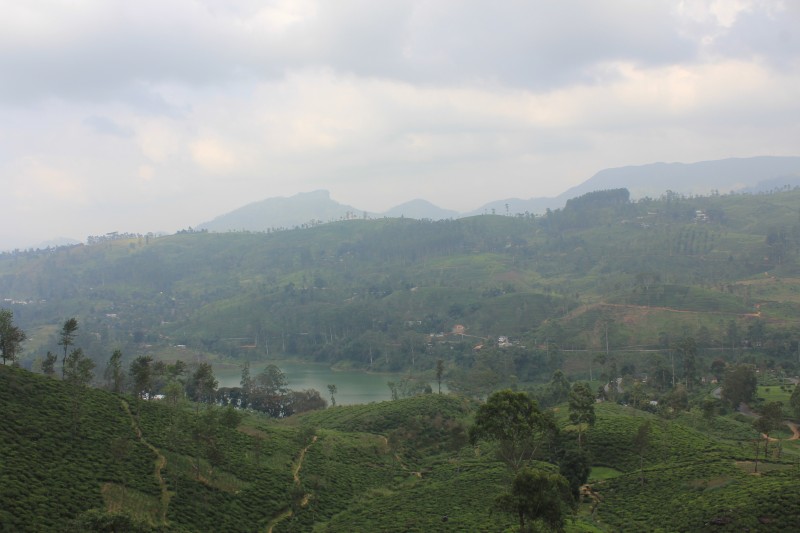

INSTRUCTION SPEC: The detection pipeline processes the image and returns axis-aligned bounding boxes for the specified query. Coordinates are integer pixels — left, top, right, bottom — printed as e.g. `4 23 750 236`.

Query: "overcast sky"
1 0 799 250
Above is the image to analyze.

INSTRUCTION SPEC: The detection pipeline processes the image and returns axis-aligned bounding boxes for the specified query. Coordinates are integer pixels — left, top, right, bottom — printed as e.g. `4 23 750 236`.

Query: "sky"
1 0 799 250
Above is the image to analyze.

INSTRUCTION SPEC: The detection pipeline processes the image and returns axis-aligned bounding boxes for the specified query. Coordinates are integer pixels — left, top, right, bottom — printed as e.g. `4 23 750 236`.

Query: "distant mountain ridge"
197 156 800 233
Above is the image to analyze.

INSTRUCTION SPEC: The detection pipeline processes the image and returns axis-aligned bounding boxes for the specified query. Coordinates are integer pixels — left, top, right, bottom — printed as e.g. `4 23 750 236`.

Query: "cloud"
0 0 797 250
83 115 134 137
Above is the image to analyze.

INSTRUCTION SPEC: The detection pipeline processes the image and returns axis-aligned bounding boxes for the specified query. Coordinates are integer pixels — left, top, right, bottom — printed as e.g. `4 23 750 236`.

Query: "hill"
2 187 800 394
3 364 800 531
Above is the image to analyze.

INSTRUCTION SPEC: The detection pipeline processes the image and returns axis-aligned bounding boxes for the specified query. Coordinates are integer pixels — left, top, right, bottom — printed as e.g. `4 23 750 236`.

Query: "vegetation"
2 187 800 530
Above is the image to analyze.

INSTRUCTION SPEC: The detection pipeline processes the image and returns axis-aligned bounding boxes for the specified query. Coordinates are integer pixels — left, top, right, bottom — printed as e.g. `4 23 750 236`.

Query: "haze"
2 0 799 250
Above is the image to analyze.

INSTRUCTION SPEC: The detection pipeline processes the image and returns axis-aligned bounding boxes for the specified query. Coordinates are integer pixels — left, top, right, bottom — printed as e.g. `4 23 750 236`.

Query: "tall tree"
0 308 26 365
187 362 218 408
327 384 337 407
436 359 445 394
469 390 556 472
721 364 757 409
547 369 571 405
63 348 96 437
250 364 289 417
632 420 651 487
104 349 125 393
494 468 573 532
42 351 57 376
129 355 153 404
676 337 698 390
568 382 596 449
58 317 79 378
755 401 784 457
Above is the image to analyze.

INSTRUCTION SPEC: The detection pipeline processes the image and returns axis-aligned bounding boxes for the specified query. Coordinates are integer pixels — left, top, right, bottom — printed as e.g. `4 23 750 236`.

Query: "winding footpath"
120 400 172 524
738 402 800 441
265 435 318 533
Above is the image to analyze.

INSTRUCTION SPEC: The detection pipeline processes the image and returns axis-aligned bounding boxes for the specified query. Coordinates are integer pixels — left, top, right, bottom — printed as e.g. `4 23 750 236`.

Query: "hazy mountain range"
198 156 800 233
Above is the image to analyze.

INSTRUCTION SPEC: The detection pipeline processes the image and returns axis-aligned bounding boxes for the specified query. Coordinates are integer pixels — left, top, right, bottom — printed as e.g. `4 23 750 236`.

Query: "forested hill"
1 187 800 386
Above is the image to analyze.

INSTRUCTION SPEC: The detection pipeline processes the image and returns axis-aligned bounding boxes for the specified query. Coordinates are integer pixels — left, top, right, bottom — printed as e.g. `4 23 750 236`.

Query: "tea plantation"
2 365 800 531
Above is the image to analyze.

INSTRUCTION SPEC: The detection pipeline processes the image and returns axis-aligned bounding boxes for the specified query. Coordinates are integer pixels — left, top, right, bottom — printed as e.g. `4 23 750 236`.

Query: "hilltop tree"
129 355 153 407
494 467 573 532
58 318 79 378
103 349 125 393
568 382 595 449
0 309 26 365
187 362 218 407
42 351 57 376
470 390 556 472
327 384 337 407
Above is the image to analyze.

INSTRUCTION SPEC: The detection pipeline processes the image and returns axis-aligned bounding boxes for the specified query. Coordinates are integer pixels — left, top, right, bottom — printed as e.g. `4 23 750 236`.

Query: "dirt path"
739 402 800 441
265 435 318 533
121 400 171 524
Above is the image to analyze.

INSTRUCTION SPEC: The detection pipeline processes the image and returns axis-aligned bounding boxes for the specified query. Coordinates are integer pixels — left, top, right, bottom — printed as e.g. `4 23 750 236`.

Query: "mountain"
192 156 800 233
197 190 367 232
561 155 800 199
467 156 800 217
381 198 459 220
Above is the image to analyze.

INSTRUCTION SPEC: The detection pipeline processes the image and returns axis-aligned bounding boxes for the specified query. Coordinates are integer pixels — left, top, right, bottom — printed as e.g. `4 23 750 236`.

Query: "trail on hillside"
565 302 762 321
265 435 318 533
121 400 171 524
738 402 800 441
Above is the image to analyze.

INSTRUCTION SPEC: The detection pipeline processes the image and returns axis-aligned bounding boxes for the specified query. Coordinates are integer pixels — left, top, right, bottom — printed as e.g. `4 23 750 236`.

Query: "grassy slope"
4 365 800 531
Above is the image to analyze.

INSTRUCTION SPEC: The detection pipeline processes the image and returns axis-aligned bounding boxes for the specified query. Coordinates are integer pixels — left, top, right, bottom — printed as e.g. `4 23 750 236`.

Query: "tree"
558 448 590 499
104 349 125 393
0 309 26 365
250 364 289 417
42 351 57 376
469 390 556 472
547 370 571 405
187 362 218 408
676 337 697 390
494 468 573 532
240 361 253 407
58 317 79 378
632 420 651 487
755 401 783 457
327 384 337 407
129 355 153 417
790 384 800 419
436 359 445 394
721 363 757 409
568 382 595 449
63 348 95 437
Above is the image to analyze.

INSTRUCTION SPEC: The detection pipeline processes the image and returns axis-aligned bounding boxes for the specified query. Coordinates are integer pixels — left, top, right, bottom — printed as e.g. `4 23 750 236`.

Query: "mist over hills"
198 156 800 233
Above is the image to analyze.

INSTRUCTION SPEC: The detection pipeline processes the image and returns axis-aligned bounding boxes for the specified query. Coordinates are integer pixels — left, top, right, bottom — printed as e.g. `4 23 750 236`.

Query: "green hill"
1 189 799 385
3 365 800 531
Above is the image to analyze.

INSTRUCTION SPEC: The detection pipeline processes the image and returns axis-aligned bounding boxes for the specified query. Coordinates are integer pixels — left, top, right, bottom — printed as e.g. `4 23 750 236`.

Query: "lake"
214 361 405 405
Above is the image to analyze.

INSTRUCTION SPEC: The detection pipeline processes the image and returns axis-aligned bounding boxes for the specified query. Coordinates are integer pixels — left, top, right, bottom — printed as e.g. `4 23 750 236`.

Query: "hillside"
2 188 800 391
3 365 800 531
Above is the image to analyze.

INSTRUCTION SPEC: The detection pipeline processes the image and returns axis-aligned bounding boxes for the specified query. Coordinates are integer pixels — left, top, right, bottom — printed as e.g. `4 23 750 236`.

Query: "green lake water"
214 361 403 405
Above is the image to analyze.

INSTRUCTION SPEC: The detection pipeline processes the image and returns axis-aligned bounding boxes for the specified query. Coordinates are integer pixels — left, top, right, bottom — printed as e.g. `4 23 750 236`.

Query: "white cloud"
0 0 797 249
